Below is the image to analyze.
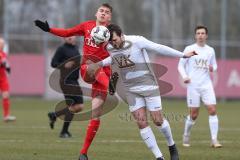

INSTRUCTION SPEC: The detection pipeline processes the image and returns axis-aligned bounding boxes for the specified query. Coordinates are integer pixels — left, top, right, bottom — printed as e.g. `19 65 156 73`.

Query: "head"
0 38 4 51
95 3 112 25
64 36 76 45
107 24 124 49
195 25 208 46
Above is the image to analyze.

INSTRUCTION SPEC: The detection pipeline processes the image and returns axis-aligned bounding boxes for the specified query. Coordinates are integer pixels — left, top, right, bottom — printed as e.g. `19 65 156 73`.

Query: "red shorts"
81 65 111 100
0 78 9 92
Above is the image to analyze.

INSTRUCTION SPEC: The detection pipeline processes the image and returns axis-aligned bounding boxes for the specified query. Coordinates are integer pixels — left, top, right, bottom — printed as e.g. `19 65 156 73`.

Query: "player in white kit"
178 25 222 148
88 24 197 160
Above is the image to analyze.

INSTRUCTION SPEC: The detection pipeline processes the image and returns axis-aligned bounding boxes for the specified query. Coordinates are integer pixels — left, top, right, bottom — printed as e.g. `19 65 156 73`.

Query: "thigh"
149 110 164 125
0 78 9 92
145 95 162 111
126 91 145 112
201 85 216 106
63 81 84 105
91 67 110 100
187 87 200 108
131 107 148 129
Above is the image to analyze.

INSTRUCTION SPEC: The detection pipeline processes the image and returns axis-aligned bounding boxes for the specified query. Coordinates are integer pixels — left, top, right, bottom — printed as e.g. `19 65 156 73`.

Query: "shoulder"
78 20 96 29
205 44 215 53
81 20 95 25
125 35 148 45
185 44 196 50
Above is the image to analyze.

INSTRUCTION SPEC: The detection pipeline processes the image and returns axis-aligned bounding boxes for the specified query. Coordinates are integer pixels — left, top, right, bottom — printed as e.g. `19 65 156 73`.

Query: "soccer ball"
90 25 110 44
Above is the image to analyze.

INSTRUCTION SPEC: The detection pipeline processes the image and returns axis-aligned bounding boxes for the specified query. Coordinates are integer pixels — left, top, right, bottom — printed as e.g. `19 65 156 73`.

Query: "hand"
64 61 75 69
183 77 191 84
34 20 50 32
183 51 198 58
209 65 213 72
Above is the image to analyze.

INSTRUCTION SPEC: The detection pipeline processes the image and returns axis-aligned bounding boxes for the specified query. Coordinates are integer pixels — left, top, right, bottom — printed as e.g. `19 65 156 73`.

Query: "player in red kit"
35 3 113 160
0 38 16 122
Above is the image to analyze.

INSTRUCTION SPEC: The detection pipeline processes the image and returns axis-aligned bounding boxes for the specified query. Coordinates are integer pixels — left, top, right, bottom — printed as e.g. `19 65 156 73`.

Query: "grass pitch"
0 98 240 160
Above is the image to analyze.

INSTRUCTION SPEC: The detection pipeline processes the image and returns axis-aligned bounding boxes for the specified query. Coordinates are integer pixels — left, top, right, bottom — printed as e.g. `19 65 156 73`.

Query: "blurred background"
0 0 239 99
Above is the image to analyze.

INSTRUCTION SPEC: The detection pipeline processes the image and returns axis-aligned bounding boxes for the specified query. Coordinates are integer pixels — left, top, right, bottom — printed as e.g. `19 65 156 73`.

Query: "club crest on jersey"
113 54 135 68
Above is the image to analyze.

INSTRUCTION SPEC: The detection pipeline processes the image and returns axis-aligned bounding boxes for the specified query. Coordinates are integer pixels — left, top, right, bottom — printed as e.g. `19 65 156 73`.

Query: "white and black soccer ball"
90 25 110 44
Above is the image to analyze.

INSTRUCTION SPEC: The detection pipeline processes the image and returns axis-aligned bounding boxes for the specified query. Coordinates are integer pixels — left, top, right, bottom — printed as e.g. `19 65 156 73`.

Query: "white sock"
209 115 219 140
140 126 163 158
183 115 195 137
158 119 175 146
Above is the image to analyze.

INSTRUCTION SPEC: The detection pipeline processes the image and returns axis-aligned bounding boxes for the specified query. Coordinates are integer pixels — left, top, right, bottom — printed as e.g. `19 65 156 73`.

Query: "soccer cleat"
109 72 119 95
211 139 222 148
169 144 179 160
156 157 165 160
3 115 16 122
59 131 72 138
79 154 88 160
182 135 190 147
48 112 56 129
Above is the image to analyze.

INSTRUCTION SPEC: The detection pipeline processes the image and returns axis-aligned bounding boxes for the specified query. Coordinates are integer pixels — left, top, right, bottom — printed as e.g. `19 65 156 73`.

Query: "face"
195 28 208 44
95 6 112 24
64 36 76 45
110 32 124 49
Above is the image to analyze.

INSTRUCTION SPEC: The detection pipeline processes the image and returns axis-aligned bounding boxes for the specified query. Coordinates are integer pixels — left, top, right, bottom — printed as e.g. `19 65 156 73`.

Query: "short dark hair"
101 3 113 13
195 25 208 34
107 24 123 41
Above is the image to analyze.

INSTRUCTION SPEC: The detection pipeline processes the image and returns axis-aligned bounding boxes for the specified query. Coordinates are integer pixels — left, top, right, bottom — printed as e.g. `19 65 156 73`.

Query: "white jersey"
178 43 217 87
102 35 184 93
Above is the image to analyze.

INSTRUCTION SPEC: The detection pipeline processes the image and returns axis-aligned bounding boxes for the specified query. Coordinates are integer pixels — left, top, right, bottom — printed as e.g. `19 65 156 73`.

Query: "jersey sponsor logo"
85 37 100 48
113 54 135 68
195 59 208 69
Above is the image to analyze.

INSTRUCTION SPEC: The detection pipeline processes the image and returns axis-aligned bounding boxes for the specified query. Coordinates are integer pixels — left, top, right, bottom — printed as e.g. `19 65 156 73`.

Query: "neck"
197 42 205 47
96 21 107 26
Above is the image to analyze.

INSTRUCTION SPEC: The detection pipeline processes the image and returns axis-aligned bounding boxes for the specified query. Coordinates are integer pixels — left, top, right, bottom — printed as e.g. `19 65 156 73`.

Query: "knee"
208 106 217 115
70 104 84 113
190 113 198 121
2 91 9 99
153 119 164 127
137 119 148 129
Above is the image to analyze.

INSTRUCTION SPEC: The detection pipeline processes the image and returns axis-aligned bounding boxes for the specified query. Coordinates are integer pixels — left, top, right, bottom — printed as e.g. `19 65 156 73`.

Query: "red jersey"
50 20 109 63
0 51 7 79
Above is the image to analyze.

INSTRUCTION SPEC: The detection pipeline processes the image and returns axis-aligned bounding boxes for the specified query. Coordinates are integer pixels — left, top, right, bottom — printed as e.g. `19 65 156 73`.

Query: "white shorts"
126 90 162 112
187 85 216 107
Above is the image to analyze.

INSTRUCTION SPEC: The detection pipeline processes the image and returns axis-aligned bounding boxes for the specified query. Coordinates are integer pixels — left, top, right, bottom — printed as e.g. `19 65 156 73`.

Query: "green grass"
0 98 240 160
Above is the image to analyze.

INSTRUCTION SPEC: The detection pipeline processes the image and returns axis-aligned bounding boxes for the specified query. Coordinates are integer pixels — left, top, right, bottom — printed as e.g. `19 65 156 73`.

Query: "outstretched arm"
35 20 84 37
139 36 197 58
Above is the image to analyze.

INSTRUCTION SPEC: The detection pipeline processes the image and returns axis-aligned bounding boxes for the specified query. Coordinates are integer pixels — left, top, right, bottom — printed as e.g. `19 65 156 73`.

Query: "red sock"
95 69 109 88
80 119 100 154
2 98 10 117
